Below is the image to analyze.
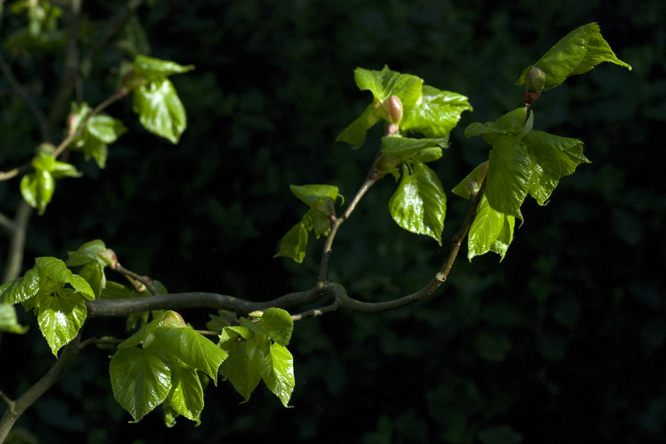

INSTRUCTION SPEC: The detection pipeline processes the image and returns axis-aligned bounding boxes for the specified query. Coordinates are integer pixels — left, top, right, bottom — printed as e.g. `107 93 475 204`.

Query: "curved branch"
0 334 81 443
86 287 322 318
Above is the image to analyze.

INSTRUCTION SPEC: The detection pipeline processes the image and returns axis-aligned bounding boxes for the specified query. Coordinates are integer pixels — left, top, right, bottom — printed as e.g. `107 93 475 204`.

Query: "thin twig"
0 52 49 139
2 201 33 284
0 334 81 442
114 264 158 296
0 212 15 234
0 391 13 410
291 299 341 321
78 336 124 350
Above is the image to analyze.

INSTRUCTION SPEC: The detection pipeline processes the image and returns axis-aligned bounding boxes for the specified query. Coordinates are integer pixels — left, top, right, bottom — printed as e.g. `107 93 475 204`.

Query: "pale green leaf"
36 291 87 356
66 239 107 267
485 135 532 217
354 65 424 108
20 169 54 214
109 347 173 422
133 77 187 144
401 86 473 137
388 161 447 245
133 54 194 78
153 326 228 382
226 340 262 403
260 307 294 347
0 303 29 334
464 108 527 139
516 23 632 91
290 184 341 208
381 137 449 160
261 343 295 408
0 266 39 304
412 147 443 163
167 364 204 424
273 218 309 263
335 103 381 148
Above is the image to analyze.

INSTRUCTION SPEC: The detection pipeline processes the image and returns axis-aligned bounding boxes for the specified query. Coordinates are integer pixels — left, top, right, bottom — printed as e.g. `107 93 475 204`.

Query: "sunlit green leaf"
66 239 107 266
35 257 94 300
335 103 380 148
260 308 294 347
153 326 228 382
133 54 194 78
36 291 87 356
20 170 54 215
166 364 204 424
226 340 262 403
133 77 187 144
273 217 310 263
516 23 632 92
0 266 39 304
485 135 532 217
0 303 29 334
354 65 423 108
290 184 341 208
412 147 443 163
401 86 472 137
118 311 168 349
109 346 173 422
257 342 295 408
464 108 527 139
381 137 449 160
523 131 590 205
468 196 515 261
388 161 447 244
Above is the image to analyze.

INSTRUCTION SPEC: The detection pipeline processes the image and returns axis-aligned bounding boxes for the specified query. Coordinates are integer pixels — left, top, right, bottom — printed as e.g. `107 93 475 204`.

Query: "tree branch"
0 334 81 443
2 200 33 284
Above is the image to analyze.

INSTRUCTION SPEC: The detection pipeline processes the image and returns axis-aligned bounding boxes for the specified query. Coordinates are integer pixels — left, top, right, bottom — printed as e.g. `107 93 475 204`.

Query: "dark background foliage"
1 0 665 443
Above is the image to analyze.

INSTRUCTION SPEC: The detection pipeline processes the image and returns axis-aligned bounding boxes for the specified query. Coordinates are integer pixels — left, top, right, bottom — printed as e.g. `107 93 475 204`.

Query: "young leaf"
260 307 294 347
133 77 188 144
400 86 473 137
388 161 447 245
381 137 449 160
485 135 532 217
166 364 204 424
226 340 262 403
0 303 29 334
36 291 87 356
118 311 168 349
35 257 95 300
412 147 443 163
335 103 381 148
515 23 632 92
464 108 527 139
273 217 310 263
354 65 424 109
152 326 228 382
468 195 516 261
256 342 295 408
109 346 173 422
290 184 341 208
20 170 54 215
523 131 590 205
0 266 40 304
66 239 107 267
133 54 195 78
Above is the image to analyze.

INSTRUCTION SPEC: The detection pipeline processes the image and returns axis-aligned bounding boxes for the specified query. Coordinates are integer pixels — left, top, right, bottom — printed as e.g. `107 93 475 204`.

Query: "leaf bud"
382 95 403 124
465 178 479 197
248 310 264 318
312 197 336 219
97 248 118 267
162 310 187 328
525 65 546 94
477 160 489 184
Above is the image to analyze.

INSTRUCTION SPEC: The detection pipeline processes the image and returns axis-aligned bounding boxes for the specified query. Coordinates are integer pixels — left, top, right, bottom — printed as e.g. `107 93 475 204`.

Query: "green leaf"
260 308 294 347
400 86 472 137
218 325 253 351
118 311 168 349
381 137 449 160
100 281 136 299
485 135 532 217
0 303 29 334
226 340 262 403
77 262 106 299
36 291 87 356
412 147 443 164
133 77 187 144
468 195 515 261
516 23 632 92
354 65 423 108
20 170 54 215
335 103 381 148
152 326 228 382
132 54 194 78
257 342 295 408
35 257 95 300
388 161 447 245
69 102 126 169
109 346 173 422
273 218 309 263
166 364 204 424
464 108 527 139
0 266 40 304
290 184 341 208
452 163 487 200
523 131 590 205
66 239 107 266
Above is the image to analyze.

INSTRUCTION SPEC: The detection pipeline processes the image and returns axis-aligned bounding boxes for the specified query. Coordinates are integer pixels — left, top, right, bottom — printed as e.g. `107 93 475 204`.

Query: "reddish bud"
97 248 118 267
163 310 187 328
522 90 541 106
66 113 79 136
382 95 403 124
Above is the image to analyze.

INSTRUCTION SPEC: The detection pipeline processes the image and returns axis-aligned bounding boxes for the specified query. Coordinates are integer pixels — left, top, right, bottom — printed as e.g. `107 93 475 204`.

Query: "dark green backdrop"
1 0 665 443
